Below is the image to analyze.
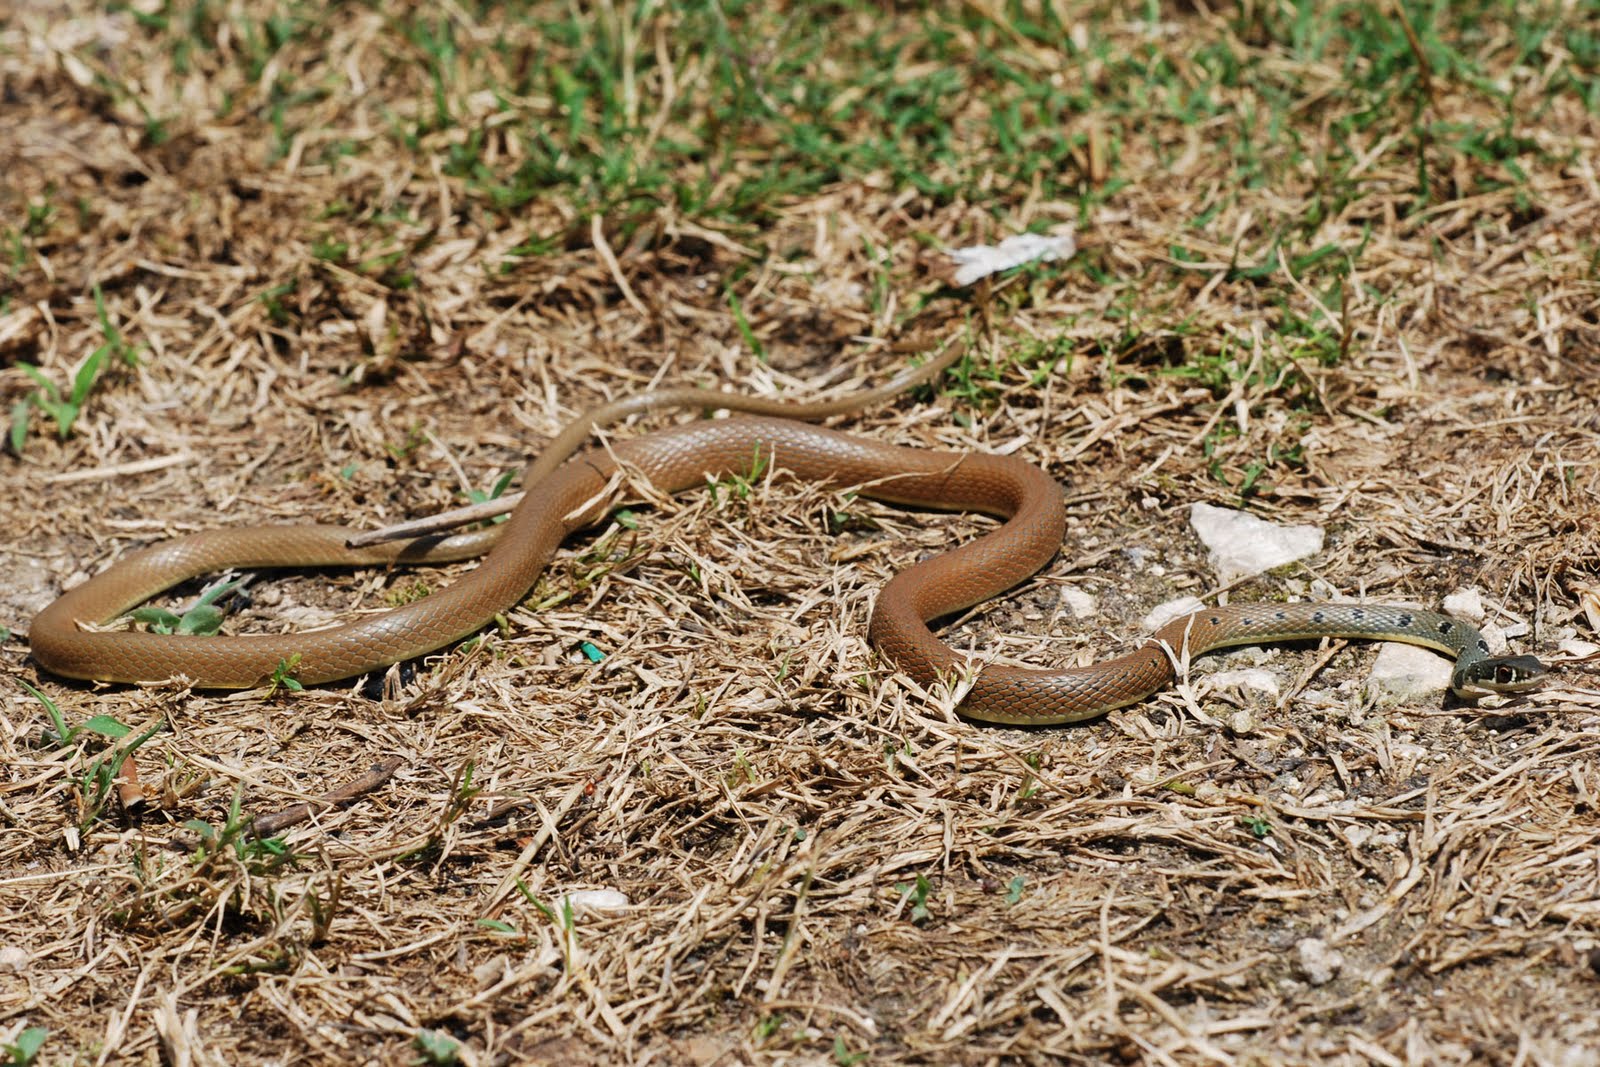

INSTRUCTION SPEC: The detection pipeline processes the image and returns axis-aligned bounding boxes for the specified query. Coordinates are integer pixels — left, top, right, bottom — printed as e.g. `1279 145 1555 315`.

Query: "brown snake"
29 354 1545 723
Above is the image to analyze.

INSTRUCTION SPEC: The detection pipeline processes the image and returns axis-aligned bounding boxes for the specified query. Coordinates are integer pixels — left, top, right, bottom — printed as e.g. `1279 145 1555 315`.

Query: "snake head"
1451 654 1548 697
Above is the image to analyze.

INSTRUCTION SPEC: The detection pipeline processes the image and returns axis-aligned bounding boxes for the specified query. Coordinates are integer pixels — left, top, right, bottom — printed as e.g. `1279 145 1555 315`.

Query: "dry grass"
3 1 1600 1064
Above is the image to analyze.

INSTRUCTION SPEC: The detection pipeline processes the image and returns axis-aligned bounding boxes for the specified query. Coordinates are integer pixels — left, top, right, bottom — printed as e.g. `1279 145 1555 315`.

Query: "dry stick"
348 492 513 546
46 452 196 485
346 336 966 548
249 757 405 838
591 213 649 317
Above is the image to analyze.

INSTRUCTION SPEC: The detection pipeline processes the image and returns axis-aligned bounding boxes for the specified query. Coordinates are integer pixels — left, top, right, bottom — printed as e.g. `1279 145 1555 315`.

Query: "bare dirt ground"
3 2 1600 1064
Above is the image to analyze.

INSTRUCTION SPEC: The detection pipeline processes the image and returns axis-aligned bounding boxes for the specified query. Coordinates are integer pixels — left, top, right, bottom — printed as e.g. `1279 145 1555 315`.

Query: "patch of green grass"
82 0 1586 272
113 783 317 937
21 680 134 749
184 786 299 875
258 278 300 326
128 575 247 636
526 525 639 612
8 286 139 453
19 681 167 831
724 748 757 789
434 760 480 841
704 444 772 507
384 579 434 607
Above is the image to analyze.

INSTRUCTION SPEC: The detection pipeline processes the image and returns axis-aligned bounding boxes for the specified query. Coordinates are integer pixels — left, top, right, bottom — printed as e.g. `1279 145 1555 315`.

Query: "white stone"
1189 503 1324 582
1367 642 1452 703
1442 588 1486 624
1479 623 1510 655
1059 587 1098 619
1208 668 1281 702
1143 596 1207 632
558 889 629 914
1297 938 1345 986
1560 638 1600 657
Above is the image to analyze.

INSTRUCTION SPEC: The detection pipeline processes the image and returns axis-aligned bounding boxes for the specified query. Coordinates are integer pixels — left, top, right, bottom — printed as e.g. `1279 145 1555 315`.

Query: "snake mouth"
1454 654 1548 695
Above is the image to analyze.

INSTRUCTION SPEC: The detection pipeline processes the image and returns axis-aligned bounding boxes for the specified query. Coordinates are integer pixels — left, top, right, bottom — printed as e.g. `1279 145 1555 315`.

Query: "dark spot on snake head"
1437 620 1454 634
1209 616 1220 625
1398 613 1413 628
1478 639 1490 654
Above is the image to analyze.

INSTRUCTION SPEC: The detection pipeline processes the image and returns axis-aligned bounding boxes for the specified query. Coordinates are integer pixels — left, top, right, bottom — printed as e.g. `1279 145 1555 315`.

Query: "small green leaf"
193 576 247 609
578 641 604 663
71 342 109 408
8 397 31 453
475 918 517 934
1005 876 1026 904
832 1034 867 1066
16 362 58 401
79 715 132 739
129 607 182 633
18 679 70 744
270 656 304 692
895 873 932 923
1240 815 1272 838
411 1029 461 1066
728 290 764 361
176 605 225 636
3 1025 49 1065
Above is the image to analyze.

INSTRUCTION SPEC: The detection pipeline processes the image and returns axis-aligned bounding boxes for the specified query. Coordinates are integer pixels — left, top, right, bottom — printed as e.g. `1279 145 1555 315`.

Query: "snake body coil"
29 417 1544 723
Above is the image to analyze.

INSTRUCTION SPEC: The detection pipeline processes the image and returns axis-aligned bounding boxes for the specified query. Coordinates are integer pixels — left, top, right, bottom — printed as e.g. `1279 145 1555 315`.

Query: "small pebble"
1442 588 1486 624
1297 938 1345 986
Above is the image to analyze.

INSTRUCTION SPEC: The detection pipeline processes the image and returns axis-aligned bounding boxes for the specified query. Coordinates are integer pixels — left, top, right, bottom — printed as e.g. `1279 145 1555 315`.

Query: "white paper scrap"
948 231 1076 286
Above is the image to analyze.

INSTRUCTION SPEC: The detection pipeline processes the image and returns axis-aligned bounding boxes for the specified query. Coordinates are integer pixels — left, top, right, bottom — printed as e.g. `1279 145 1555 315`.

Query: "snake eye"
1473 655 1547 693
